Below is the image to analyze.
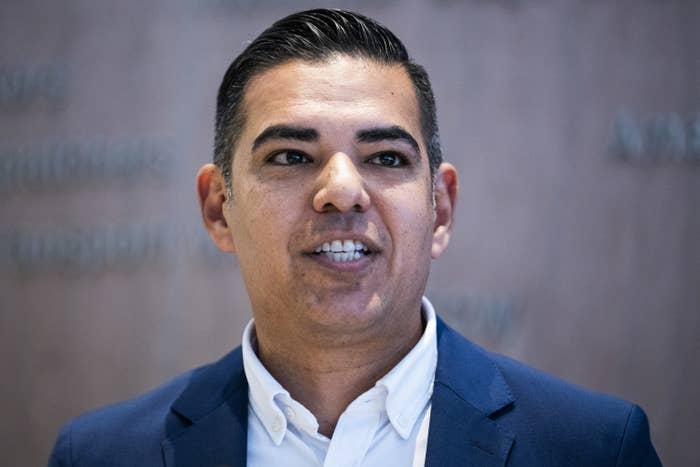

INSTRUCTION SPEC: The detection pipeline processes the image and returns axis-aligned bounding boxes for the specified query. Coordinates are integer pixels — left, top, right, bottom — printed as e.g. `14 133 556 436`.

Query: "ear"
431 162 458 259
197 163 236 253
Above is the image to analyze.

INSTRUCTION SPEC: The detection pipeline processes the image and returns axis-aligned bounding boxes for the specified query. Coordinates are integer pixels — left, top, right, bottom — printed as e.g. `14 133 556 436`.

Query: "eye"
368 152 406 167
267 150 312 166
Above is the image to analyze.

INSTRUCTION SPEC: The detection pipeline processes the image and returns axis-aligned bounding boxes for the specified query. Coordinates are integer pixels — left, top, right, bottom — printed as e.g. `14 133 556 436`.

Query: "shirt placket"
322 396 384 467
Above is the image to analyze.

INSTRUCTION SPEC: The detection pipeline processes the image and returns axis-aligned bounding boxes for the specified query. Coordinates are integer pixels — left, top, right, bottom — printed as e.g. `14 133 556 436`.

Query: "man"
49 9 661 467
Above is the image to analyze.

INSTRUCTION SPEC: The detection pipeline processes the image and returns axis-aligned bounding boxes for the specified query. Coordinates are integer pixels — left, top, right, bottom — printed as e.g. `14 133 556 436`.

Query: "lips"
312 239 370 262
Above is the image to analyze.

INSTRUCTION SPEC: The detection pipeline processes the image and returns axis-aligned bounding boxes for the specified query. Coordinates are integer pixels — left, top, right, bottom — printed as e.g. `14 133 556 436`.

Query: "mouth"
311 239 372 263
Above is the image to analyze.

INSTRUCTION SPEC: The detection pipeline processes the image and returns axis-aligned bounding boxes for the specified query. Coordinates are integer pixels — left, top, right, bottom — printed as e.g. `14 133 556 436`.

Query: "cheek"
384 189 435 251
232 183 304 253
229 192 291 295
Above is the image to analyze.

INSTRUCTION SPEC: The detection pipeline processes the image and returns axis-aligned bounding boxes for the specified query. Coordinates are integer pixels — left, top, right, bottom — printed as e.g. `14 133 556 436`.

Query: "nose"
312 152 370 213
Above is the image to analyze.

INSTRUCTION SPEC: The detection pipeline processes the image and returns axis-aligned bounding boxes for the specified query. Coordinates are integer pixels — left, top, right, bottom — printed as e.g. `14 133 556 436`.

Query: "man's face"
209 56 454 344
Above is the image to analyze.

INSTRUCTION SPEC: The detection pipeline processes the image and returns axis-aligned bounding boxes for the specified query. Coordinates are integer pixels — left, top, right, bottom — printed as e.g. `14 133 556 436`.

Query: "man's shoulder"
486 348 660 465
49 347 246 466
66 367 194 437
434 320 660 465
437 316 635 414
488 349 637 420
439 320 639 423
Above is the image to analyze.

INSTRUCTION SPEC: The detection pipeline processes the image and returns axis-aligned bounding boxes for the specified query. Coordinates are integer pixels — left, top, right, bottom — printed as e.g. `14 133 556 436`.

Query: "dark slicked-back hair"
214 8 442 186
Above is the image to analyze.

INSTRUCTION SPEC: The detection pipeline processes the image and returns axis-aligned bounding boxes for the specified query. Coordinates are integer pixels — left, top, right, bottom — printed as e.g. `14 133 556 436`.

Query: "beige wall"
1 1 698 465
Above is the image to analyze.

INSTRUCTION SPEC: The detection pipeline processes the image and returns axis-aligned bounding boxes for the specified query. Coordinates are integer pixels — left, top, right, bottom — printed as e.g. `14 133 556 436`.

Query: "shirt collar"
375 296 437 439
241 296 438 443
241 322 289 445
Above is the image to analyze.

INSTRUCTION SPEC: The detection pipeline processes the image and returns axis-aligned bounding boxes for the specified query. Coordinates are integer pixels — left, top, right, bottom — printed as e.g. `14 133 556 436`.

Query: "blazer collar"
425 317 515 467
160 317 515 467
162 347 248 467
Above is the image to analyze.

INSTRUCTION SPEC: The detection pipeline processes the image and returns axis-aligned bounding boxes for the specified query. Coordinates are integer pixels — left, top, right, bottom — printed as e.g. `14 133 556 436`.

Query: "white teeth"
313 239 371 262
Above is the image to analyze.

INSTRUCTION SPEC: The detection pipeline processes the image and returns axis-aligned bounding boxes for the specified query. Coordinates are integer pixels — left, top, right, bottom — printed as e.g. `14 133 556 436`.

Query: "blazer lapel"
162 347 249 467
158 320 515 467
425 319 515 467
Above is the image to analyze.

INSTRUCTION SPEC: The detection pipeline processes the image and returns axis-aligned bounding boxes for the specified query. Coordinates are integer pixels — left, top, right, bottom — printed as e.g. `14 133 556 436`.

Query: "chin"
302 296 386 332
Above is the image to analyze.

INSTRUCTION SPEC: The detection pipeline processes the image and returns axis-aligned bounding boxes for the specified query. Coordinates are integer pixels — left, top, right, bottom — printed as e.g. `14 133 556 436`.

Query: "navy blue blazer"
49 318 661 466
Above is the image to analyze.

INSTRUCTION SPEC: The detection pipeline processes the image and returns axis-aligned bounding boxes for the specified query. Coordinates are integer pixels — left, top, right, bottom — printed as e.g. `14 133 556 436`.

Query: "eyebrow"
356 126 420 153
251 124 421 154
251 125 319 151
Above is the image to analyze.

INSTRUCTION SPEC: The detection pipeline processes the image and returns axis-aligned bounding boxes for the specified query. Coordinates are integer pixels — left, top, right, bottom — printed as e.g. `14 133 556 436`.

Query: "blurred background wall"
1 0 698 465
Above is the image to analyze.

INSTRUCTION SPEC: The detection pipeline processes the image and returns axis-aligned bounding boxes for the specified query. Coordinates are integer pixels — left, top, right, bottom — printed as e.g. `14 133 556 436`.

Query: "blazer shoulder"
434 320 660 465
49 346 246 466
489 351 634 417
436 320 636 425
49 368 194 467
486 352 661 466
71 367 194 433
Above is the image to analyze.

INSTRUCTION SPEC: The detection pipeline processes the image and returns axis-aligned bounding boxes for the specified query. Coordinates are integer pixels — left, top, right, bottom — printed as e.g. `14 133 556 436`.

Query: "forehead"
238 56 422 146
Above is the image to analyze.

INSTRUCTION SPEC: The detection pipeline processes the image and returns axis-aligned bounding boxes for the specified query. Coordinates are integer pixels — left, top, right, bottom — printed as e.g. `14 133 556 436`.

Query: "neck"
254 313 423 437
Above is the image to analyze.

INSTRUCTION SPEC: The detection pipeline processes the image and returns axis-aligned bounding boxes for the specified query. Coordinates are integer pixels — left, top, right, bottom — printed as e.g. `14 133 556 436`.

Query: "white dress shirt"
241 297 438 467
